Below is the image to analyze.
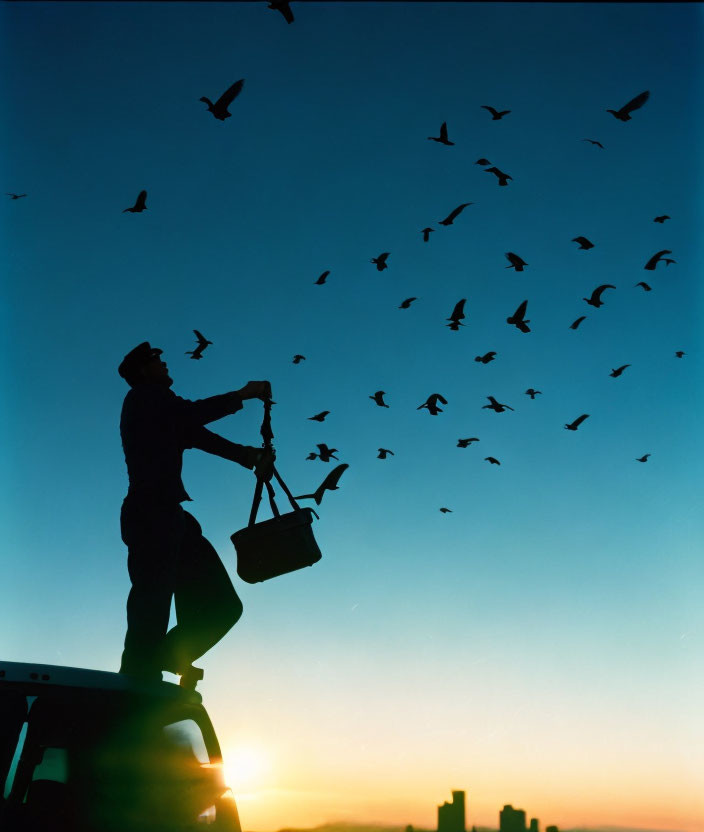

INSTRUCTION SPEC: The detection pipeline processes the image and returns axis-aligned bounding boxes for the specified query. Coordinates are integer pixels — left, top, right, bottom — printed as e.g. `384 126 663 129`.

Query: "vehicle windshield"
1 691 233 831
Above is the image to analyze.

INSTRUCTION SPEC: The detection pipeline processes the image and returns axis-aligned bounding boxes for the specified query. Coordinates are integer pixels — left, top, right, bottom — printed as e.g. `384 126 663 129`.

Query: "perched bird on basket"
505 252 528 271
675 351 685 358
570 315 587 330
295 464 348 505
399 297 418 309
308 411 330 422
439 507 453 513
292 354 306 364
6 193 27 199
485 456 501 465
483 396 513 413
583 284 615 308
418 393 447 415
315 270 330 285
427 122 454 145
485 167 512 186
123 190 147 213
654 215 670 223
610 364 631 378
583 139 604 148
606 90 649 121
200 79 245 121
446 299 467 330
185 330 212 361
565 414 589 431
481 105 510 120
636 453 651 462
507 300 530 333
525 388 542 399
644 249 672 270
370 391 389 408
475 351 496 364
572 236 594 249
371 252 390 271
421 228 434 242
377 448 394 459
268 0 294 24
635 281 652 292
457 438 479 447
439 203 472 226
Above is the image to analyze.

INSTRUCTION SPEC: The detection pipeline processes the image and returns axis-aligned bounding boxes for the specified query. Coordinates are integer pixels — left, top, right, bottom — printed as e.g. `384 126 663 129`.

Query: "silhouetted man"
117 341 273 687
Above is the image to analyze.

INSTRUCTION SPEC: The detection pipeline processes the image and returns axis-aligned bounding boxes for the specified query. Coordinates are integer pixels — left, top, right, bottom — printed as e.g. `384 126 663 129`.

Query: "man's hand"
237 381 272 401
253 447 276 481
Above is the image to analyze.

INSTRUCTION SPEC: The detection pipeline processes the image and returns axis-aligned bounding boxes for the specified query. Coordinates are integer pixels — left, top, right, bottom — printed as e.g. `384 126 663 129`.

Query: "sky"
1 2 702 831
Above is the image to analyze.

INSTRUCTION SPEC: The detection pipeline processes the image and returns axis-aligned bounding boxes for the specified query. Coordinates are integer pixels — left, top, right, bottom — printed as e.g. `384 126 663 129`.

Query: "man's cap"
118 342 163 380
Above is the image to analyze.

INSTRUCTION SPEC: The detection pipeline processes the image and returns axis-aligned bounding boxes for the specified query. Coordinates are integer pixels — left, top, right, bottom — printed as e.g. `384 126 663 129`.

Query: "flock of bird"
7 37 686 514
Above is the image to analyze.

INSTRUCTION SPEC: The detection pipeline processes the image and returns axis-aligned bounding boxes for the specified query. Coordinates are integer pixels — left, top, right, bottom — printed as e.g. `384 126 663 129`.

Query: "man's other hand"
237 380 273 401
253 447 276 481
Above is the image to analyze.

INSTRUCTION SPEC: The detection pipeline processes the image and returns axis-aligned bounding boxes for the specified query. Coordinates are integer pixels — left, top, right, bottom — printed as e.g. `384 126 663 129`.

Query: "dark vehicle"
0 661 242 831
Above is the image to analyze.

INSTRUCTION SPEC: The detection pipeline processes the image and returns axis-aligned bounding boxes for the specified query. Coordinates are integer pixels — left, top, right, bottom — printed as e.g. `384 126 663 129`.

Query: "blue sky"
1 3 702 830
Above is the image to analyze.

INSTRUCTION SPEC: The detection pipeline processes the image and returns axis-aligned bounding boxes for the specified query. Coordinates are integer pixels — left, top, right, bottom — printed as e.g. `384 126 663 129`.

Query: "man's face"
139 354 172 387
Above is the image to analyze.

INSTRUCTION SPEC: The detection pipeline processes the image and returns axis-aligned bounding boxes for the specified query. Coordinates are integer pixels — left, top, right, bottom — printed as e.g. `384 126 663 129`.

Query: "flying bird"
439 507 453 513
370 391 389 408
570 315 587 330
427 122 454 145
606 90 650 121
268 0 294 24
475 351 496 364
525 389 542 399
313 443 338 462
583 284 616 307
292 354 306 364
421 228 434 242
377 448 394 459
482 396 513 413
481 105 510 120
610 364 631 378
485 167 512 186
308 411 330 422
200 79 245 121
123 190 147 213
417 393 447 415
305 452 318 460
371 252 390 271
475 158 491 166
507 300 530 333
295 464 348 505
635 281 652 292
484 457 501 465
505 252 528 271
6 193 27 199
565 414 589 431
186 329 213 360
439 203 472 226
644 250 672 270
446 299 467 330
572 236 594 250
457 438 479 447
675 351 685 358
315 270 330 285
399 297 418 309
636 454 651 463
583 139 604 148
654 215 670 223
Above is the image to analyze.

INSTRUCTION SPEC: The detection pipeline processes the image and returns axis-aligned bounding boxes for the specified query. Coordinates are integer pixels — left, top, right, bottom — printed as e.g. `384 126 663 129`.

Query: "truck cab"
0 660 242 832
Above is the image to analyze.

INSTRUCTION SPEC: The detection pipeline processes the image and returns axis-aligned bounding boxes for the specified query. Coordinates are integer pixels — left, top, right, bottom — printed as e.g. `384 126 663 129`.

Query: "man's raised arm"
180 381 272 425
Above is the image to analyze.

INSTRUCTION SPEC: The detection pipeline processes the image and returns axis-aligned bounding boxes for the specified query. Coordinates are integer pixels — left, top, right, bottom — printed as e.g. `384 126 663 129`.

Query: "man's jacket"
120 384 253 504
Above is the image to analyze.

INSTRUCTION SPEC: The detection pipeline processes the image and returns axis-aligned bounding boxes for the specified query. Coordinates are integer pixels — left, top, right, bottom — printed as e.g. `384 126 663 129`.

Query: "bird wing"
450 299 466 319
278 1 294 23
320 463 349 491
135 190 147 209
193 329 210 344
485 167 500 176
573 414 589 427
506 252 524 266
593 284 616 301
621 90 650 114
215 79 245 109
644 249 671 269
439 122 449 140
435 393 448 404
487 396 499 405
571 316 586 329
481 106 498 116
512 300 528 320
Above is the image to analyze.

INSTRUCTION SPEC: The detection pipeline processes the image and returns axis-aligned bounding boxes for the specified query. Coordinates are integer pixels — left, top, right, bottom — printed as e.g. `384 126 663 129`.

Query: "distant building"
438 790 466 832
529 819 539 832
500 804 526 832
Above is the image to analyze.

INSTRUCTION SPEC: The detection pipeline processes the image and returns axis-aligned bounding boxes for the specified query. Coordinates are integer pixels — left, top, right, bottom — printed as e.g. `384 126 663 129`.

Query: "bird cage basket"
231 400 322 583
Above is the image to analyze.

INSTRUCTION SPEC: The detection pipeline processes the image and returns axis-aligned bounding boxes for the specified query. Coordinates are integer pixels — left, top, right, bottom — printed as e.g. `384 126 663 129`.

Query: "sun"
222 745 270 792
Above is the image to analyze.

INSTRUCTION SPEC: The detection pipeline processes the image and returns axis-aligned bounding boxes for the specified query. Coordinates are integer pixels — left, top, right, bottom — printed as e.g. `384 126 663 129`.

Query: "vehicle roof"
0 660 202 705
